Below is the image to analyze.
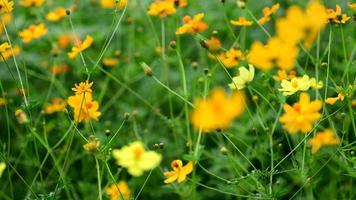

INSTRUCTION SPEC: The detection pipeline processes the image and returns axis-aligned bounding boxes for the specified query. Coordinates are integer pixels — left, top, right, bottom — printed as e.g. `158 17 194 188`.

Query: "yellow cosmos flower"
46 7 66 22
19 23 48 43
191 88 246 132
19 0 44 7
279 75 323 96
0 13 12 34
147 1 176 18
230 17 253 26
0 0 14 13
176 13 208 35
67 93 101 122
248 37 299 70
112 141 162 176
0 42 10 54
164 160 193 183
44 98 66 114
1 45 20 61
308 129 340 154
68 35 93 59
102 57 118 67
349 2 356 10
0 162 6 177
280 92 322 134
204 36 221 52
83 135 100 152
216 48 244 68
106 181 131 200
326 4 351 24
100 0 127 10
228 64 255 90
273 69 296 81
276 1 327 48
325 93 344 105
72 80 93 95
258 3 280 25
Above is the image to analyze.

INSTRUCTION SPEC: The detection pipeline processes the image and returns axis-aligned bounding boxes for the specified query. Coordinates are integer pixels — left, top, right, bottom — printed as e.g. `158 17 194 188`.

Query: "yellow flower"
325 93 344 105
326 5 351 24
258 3 280 25
273 69 296 81
83 135 100 152
72 80 93 95
67 93 101 123
112 141 162 176
45 98 66 114
0 98 7 106
276 1 327 48
230 17 253 26
106 181 131 200
68 35 93 59
349 2 356 10
0 42 10 54
19 23 48 43
279 75 322 96
280 92 322 134
1 45 20 61
216 48 244 68
19 0 44 7
228 64 255 90
164 160 193 183
308 129 340 154
15 109 29 124
58 34 76 48
50 64 69 75
176 13 208 35
248 37 299 70
0 0 14 13
0 162 6 177
0 13 12 34
46 7 66 22
204 36 221 52
147 1 176 18
101 0 127 10
103 57 118 67
191 88 246 132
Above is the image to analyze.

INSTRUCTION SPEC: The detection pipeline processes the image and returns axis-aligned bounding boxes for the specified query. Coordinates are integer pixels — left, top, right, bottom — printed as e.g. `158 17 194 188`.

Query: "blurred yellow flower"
258 3 280 25
68 35 93 59
273 69 296 81
112 141 162 176
101 0 127 10
166 0 187 7
325 93 344 105
248 37 299 70
15 109 29 124
0 0 14 13
103 57 118 67
45 98 66 114
19 23 48 43
106 181 131 200
46 7 66 22
164 160 193 183
147 1 176 18
326 5 351 24
1 45 20 61
50 64 69 75
83 135 100 152
72 80 93 95
0 42 10 53
58 34 76 48
204 36 221 52
0 13 12 34
216 48 244 68
0 98 6 106
191 88 246 132
280 92 322 134
230 17 253 26
0 162 5 177
176 13 208 35
19 0 44 7
228 64 255 90
308 129 339 154
279 75 322 96
276 1 327 48
349 2 356 10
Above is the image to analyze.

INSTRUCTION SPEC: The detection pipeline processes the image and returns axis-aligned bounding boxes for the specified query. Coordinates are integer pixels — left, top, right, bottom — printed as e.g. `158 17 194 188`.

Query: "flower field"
0 0 355 199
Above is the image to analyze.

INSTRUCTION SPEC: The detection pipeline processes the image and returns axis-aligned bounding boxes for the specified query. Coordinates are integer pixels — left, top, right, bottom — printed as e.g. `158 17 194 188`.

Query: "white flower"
228 64 255 90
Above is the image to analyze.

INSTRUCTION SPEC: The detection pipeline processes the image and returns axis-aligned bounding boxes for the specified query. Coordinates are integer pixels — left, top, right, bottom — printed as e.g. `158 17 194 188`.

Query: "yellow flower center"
133 147 143 159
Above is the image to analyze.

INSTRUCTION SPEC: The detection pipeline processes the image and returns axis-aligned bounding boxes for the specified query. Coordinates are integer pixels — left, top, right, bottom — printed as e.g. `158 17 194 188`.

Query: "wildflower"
58 34 76 48
273 69 296 81
0 42 10 54
279 75 323 96
112 141 162 176
83 135 100 152
248 37 299 70
0 14 12 34
45 98 66 114
230 17 253 26
19 23 48 43
164 160 193 183
176 13 208 35
280 92 322 134
46 7 67 22
67 93 101 122
15 109 29 124
0 162 5 177
191 88 246 132
147 1 176 18
19 0 44 7
228 64 255 90
103 58 118 67
106 181 131 200
0 0 14 13
308 129 340 154
50 64 69 75
204 36 221 52
72 81 93 95
101 0 127 10
258 3 280 25
68 35 93 59
216 48 244 68
326 5 351 24
276 1 327 48
325 93 344 105
349 3 356 10
0 98 6 106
